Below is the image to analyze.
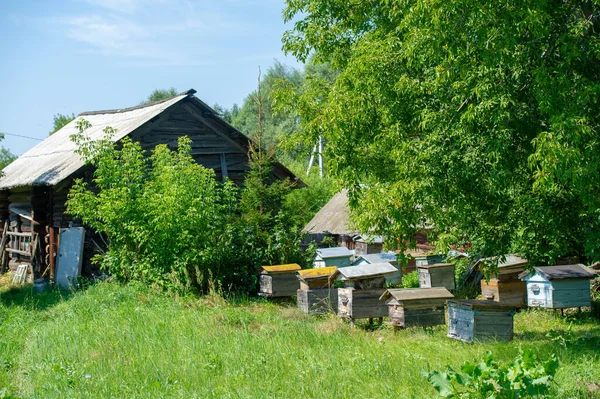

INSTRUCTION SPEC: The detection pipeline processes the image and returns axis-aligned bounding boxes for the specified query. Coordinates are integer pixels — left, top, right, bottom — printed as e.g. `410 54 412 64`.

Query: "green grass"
0 281 598 398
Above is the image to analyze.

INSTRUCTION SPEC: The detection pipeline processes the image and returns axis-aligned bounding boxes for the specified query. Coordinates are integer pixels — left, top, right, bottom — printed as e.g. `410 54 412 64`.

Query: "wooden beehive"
478 255 528 307
415 254 446 267
297 267 338 315
330 262 397 323
418 263 456 291
353 252 401 284
380 287 454 328
258 264 302 298
314 246 353 268
447 300 516 343
519 264 595 309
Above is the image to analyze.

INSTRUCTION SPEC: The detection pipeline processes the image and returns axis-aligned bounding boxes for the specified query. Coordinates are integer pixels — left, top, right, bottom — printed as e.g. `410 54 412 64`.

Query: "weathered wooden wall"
447 301 515 343
338 288 388 320
388 299 447 328
259 273 300 298
297 288 338 315
481 278 526 307
418 264 456 291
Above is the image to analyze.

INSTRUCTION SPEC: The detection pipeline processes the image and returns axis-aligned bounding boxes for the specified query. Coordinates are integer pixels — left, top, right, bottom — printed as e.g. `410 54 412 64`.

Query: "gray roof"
303 190 358 235
330 262 397 281
316 246 353 259
0 89 303 190
380 287 454 302
355 252 397 264
519 264 595 281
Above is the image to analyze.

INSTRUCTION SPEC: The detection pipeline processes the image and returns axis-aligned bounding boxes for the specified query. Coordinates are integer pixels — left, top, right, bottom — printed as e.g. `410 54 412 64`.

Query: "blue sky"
0 0 302 155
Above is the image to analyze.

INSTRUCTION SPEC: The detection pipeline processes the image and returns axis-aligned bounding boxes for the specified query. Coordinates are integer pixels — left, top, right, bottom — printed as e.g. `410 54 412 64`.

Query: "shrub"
402 271 419 288
424 349 559 398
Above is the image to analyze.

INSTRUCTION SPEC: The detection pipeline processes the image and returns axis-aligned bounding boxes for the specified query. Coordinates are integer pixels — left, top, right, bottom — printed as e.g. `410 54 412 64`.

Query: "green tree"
50 113 76 135
141 88 178 105
281 0 600 267
0 147 17 170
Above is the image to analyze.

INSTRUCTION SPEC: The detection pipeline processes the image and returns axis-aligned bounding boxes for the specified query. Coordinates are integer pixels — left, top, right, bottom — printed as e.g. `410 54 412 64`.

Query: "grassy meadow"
0 280 598 398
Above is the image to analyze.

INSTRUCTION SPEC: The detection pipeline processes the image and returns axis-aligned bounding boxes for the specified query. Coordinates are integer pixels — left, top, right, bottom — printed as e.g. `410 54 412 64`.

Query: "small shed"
380 287 454 328
353 235 384 255
418 263 456 291
259 264 302 298
447 300 516 343
353 252 401 284
478 255 529 307
519 264 595 309
297 267 338 315
330 262 397 324
314 246 353 268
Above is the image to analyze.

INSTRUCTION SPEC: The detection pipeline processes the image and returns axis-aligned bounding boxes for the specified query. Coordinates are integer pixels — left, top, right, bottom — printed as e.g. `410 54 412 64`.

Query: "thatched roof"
302 189 357 235
0 89 302 190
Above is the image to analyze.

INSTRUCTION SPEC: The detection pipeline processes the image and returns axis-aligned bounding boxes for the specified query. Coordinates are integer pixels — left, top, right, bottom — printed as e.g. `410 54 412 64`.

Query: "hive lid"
316 246 353 259
417 263 454 269
354 252 397 265
297 266 337 281
260 264 302 274
379 287 454 302
518 264 595 281
329 262 397 282
474 254 529 274
448 299 516 309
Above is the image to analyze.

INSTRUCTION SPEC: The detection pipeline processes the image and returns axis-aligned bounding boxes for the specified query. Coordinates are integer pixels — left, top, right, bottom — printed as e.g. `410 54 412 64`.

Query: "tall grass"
0 281 598 398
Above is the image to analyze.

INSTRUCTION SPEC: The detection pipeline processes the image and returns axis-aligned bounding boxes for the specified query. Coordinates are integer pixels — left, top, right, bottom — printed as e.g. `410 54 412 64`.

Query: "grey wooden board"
297 288 338 315
55 227 85 290
381 287 453 302
259 273 299 297
332 262 397 281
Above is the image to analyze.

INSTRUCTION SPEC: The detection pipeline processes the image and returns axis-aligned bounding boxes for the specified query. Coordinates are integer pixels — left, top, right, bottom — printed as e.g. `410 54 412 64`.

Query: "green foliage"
49 113 76 135
281 0 600 268
0 148 16 170
141 88 177 105
68 120 238 291
67 117 314 293
402 270 419 288
425 349 559 399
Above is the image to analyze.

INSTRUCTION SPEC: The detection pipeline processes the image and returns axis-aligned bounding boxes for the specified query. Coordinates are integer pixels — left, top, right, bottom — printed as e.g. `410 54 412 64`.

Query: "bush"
402 271 419 288
67 120 313 294
424 349 559 398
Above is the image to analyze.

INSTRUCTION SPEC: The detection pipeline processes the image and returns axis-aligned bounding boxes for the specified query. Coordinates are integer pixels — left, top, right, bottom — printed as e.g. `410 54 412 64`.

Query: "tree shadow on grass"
0 283 76 312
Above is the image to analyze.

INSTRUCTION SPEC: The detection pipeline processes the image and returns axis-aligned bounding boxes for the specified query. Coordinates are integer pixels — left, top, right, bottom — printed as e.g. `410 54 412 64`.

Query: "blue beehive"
519 264 595 309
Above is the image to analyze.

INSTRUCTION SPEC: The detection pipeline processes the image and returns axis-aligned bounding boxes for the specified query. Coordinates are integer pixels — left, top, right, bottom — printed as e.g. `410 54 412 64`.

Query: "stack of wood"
297 266 338 315
380 287 454 329
477 255 528 307
447 299 516 343
330 262 397 326
418 263 456 291
258 264 302 298
1 200 40 282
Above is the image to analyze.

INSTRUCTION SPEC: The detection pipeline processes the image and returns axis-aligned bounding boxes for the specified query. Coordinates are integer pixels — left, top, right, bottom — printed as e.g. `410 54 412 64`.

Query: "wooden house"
447 300 516 343
418 263 456 291
353 235 384 255
0 89 302 282
259 264 302 298
380 287 454 328
330 262 397 325
519 264 595 309
477 255 528 307
353 252 401 284
297 266 338 315
314 246 353 268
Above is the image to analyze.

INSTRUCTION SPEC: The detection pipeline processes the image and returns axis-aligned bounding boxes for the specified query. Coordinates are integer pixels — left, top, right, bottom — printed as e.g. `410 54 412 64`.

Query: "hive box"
447 300 516 343
297 267 338 315
380 287 454 328
418 263 455 291
259 264 301 298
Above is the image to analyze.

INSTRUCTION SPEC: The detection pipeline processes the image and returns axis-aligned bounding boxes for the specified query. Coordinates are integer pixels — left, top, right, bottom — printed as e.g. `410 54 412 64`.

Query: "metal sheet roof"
260 264 302 274
297 266 337 281
330 262 397 281
380 287 454 302
0 93 188 190
316 246 353 259
355 252 397 265
519 264 595 281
